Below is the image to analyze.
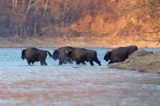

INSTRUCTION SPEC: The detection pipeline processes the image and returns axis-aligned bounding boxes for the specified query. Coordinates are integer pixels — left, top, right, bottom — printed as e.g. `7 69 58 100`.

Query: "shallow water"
0 48 160 106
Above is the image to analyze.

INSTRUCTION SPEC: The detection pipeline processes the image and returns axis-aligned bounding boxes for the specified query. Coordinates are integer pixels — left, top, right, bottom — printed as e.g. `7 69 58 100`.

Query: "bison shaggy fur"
21 47 52 65
104 45 138 64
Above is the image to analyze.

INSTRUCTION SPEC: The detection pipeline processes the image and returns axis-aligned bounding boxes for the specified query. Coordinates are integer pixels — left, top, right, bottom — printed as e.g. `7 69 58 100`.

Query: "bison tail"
46 51 53 58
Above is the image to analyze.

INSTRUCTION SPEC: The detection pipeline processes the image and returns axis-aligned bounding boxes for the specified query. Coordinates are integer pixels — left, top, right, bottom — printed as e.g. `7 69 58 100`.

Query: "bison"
21 47 53 65
67 48 101 66
53 46 74 65
104 45 138 64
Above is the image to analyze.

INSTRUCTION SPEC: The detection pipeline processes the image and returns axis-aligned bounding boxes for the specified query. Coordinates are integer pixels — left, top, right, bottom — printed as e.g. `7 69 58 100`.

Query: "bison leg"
95 60 101 66
31 61 35 65
59 61 63 65
40 60 47 66
81 61 86 65
59 59 64 65
44 61 47 65
27 60 31 65
76 61 81 65
94 58 101 66
67 58 73 64
59 58 67 65
89 61 94 66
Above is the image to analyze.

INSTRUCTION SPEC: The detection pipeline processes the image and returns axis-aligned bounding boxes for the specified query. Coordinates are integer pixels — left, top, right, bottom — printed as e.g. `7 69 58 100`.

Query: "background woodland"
0 0 160 47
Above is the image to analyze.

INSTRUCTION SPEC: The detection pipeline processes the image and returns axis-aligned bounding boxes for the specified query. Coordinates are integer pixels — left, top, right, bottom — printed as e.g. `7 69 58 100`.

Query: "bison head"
127 45 138 55
53 50 59 60
21 50 26 60
104 51 111 61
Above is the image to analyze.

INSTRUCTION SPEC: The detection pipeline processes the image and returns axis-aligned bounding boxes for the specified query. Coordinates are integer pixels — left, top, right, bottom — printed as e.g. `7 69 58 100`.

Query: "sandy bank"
110 50 160 73
0 37 160 48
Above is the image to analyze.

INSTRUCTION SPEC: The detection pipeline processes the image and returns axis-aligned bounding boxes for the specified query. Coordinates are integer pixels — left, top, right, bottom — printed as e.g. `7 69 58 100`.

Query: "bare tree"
139 0 160 44
118 0 160 44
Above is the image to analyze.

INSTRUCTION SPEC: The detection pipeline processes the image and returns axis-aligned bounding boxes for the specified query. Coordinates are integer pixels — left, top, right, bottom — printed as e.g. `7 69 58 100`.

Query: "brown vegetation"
0 0 160 47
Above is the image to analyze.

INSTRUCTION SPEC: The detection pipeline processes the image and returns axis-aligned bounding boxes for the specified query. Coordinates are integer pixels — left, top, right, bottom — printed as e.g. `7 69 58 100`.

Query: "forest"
0 0 160 47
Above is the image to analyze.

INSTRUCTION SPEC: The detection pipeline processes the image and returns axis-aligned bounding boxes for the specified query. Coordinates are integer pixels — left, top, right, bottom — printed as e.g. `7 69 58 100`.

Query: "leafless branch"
26 0 42 15
29 0 42 9
42 0 49 16
26 0 32 15
12 0 17 8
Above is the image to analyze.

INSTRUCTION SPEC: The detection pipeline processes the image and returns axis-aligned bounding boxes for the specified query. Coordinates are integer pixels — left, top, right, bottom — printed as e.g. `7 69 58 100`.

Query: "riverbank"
110 50 160 73
0 37 160 48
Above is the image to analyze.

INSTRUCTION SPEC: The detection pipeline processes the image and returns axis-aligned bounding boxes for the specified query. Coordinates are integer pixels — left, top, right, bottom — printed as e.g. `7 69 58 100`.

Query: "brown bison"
104 45 138 64
67 48 101 66
21 47 53 65
52 46 74 65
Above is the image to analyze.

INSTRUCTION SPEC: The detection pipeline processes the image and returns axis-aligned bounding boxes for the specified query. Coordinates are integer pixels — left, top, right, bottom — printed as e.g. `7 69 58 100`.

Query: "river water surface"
0 48 159 106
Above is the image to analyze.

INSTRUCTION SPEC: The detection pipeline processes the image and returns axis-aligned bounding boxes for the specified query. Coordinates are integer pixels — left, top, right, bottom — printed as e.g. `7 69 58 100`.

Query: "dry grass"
0 36 160 48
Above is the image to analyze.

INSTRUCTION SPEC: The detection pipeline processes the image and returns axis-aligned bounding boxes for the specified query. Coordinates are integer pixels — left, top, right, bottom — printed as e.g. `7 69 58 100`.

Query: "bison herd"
21 45 138 66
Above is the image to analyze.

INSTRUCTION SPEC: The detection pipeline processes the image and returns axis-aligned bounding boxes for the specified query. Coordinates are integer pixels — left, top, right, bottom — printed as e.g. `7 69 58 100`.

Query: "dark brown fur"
67 48 101 66
53 46 74 65
104 45 138 64
21 47 53 65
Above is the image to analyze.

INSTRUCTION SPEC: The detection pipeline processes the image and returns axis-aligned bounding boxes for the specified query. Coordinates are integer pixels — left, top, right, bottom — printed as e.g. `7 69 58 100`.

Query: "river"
0 48 159 106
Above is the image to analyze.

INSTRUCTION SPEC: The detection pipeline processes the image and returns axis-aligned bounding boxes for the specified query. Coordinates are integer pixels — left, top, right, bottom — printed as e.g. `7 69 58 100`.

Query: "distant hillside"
0 0 160 47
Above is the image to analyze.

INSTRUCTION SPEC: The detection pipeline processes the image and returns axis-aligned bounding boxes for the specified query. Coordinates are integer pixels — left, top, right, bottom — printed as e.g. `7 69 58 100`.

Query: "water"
0 48 160 106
